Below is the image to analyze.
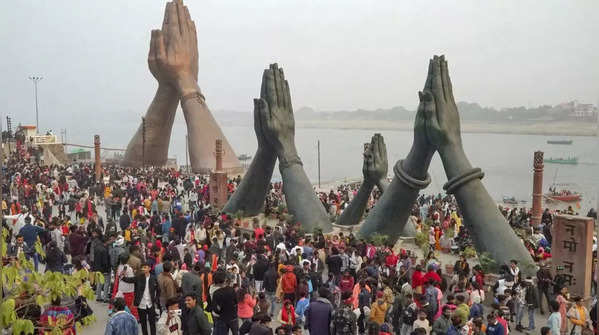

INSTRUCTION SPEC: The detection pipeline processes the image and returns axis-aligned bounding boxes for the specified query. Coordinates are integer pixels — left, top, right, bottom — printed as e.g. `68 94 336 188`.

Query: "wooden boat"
545 185 582 202
543 157 578 165
545 193 582 202
547 140 573 145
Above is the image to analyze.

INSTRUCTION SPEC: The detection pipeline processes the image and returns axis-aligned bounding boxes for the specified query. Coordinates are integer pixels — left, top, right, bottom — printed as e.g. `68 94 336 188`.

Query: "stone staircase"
40 143 70 166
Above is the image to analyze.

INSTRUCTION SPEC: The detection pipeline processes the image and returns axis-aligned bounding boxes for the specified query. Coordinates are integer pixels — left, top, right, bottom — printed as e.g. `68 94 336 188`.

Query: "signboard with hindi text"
551 214 594 300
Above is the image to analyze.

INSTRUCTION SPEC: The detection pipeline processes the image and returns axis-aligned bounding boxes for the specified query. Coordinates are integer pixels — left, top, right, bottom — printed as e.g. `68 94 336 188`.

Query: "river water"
86 121 599 214
218 126 598 214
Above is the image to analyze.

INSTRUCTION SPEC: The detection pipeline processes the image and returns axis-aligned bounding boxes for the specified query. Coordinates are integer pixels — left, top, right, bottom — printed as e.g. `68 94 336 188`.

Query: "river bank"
295 120 598 137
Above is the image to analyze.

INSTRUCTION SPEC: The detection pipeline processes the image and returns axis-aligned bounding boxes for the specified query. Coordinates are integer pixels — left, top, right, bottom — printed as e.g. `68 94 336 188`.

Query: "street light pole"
28 76 43 133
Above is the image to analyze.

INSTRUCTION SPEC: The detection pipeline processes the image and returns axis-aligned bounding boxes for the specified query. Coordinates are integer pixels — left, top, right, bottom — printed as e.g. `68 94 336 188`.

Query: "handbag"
239 319 253 334
580 326 593 335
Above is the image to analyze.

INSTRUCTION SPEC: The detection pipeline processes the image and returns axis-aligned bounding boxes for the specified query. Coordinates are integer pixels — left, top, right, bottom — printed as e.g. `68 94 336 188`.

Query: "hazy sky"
1 0 598 138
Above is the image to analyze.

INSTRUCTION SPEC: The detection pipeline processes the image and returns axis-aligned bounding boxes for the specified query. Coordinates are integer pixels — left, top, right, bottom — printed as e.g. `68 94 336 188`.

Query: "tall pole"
28 76 43 133
215 139 223 172
94 135 101 181
531 151 544 227
317 140 321 188
5 117 11 153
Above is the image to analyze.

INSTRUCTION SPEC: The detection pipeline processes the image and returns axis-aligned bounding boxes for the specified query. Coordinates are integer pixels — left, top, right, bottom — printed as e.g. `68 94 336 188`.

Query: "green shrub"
1 229 100 334
462 246 477 258
369 233 389 247
478 252 499 273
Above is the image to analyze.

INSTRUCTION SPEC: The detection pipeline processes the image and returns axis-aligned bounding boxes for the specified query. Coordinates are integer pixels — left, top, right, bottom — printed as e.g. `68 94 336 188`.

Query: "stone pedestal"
531 151 543 226
551 214 594 300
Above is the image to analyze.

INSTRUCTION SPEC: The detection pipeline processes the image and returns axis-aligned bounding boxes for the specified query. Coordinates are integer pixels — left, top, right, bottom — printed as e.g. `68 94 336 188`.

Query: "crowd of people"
2 146 598 335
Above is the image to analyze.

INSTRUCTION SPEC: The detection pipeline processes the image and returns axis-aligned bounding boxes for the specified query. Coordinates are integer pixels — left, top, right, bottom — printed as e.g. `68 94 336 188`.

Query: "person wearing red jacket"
339 270 355 294
281 266 297 303
385 251 399 269
423 265 442 286
412 265 424 294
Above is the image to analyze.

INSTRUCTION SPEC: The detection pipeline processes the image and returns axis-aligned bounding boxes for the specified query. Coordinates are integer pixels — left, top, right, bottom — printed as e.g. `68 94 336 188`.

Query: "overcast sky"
1 0 598 137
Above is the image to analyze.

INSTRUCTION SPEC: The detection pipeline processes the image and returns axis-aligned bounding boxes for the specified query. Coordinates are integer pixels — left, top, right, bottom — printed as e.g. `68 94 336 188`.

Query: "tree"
1 228 102 334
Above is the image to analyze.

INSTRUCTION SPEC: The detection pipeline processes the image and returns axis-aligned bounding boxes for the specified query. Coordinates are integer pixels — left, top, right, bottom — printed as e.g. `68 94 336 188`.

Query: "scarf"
281 304 296 324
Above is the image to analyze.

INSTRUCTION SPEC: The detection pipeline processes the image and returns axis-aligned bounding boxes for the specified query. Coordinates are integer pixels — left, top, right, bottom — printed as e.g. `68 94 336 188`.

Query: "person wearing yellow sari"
104 185 112 199
434 226 442 250
567 296 592 335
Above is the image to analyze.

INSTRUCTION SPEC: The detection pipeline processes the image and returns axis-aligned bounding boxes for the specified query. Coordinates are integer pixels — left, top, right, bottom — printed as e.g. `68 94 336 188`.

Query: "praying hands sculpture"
225 64 332 233
359 56 533 270
421 56 534 269
122 0 241 173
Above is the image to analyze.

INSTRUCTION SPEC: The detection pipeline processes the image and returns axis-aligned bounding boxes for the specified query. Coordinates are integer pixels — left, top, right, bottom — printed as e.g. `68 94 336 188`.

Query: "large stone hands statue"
358 62 437 238
425 55 533 270
256 63 332 232
337 134 388 226
162 0 240 173
363 134 389 192
222 69 279 215
122 2 186 167
123 0 240 173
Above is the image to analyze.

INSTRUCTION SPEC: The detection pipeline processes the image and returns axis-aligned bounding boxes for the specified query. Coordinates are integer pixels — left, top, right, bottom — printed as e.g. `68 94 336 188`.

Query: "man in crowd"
184 294 212 335
132 263 159 335
104 297 139 335
157 297 183 335
304 287 334 335
211 271 239 335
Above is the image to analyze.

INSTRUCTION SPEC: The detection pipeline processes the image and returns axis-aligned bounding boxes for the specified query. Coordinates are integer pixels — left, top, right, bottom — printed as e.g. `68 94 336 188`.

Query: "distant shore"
294 120 598 137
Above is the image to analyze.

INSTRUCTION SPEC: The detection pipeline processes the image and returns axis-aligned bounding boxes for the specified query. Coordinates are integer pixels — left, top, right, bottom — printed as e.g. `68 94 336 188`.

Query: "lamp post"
28 76 43 133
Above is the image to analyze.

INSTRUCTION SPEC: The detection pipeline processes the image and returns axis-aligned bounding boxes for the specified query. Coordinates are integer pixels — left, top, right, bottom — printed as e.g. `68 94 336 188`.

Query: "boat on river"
502 196 518 205
545 192 582 202
543 157 578 165
545 184 582 202
547 139 573 145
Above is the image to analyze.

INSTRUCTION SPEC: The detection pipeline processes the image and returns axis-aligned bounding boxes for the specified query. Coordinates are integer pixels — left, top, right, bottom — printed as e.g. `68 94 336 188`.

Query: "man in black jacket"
263 263 278 317
523 277 539 331
536 264 553 315
105 218 118 238
253 253 269 293
211 271 238 335
134 263 160 335
93 239 112 303
119 210 131 231
184 294 212 335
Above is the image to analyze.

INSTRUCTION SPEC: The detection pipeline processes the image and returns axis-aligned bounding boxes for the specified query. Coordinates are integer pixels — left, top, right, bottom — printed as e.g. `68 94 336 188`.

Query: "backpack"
358 289 371 309
403 304 417 325
425 286 439 315
281 272 296 293
333 307 354 335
